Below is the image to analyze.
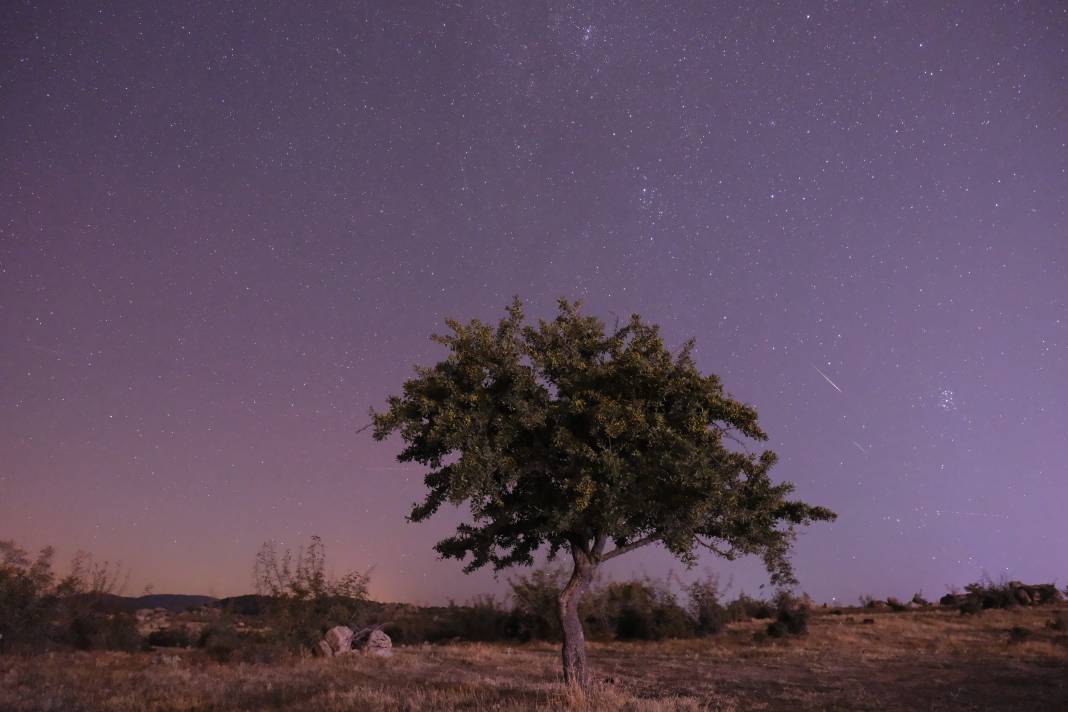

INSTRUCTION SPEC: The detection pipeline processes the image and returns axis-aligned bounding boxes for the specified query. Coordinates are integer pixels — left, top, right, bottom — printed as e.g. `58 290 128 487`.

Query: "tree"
372 299 836 685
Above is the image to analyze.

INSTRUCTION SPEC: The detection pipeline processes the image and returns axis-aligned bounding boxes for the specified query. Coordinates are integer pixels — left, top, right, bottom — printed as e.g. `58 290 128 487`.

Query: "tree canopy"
372 299 835 585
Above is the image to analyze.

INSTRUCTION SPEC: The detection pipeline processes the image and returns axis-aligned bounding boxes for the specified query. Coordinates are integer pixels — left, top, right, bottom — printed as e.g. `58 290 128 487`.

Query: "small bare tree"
252 536 370 647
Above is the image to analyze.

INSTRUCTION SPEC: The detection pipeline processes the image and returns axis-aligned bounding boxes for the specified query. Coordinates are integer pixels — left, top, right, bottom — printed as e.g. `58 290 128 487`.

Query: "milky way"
2 1 1065 603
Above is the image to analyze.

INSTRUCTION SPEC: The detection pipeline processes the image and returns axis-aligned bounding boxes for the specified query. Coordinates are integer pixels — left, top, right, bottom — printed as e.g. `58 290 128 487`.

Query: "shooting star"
813 365 843 393
934 509 1010 521
25 343 68 358
852 440 868 454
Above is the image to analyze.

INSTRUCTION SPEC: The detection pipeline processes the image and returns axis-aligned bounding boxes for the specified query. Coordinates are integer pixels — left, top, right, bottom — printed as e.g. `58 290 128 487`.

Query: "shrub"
584 578 692 641
422 597 513 642
0 540 135 654
253 536 371 650
684 575 727 636
198 625 242 663
766 602 809 638
886 597 909 612
724 592 773 621
147 627 193 648
69 612 142 652
508 568 567 641
964 579 1017 610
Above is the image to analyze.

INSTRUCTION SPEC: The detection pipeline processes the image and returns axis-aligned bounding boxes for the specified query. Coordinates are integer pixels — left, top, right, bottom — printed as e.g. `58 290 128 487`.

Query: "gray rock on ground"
366 629 392 657
324 625 355 655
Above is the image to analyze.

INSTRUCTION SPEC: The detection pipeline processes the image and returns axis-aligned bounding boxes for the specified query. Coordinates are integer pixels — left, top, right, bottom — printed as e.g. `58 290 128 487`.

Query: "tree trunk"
558 547 595 687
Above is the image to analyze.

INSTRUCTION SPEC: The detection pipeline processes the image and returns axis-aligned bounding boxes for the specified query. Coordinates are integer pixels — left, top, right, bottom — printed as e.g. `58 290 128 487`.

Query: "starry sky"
2 1 1066 604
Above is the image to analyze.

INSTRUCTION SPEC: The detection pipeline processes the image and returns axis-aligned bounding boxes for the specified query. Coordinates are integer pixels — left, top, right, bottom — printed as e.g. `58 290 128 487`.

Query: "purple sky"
2 1 1066 605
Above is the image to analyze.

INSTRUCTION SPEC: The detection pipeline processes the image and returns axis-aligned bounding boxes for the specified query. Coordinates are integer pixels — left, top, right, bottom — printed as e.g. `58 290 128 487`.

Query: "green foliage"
0 540 133 654
69 612 143 652
584 577 693 641
684 574 728 636
765 600 810 638
147 627 193 648
0 541 58 651
253 536 371 650
724 591 774 620
886 597 909 612
432 596 514 642
373 298 835 584
198 625 242 662
507 567 568 641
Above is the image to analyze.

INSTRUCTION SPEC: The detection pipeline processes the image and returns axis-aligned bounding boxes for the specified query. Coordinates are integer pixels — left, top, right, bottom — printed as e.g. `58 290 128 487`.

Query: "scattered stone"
366 629 392 657
324 626 355 655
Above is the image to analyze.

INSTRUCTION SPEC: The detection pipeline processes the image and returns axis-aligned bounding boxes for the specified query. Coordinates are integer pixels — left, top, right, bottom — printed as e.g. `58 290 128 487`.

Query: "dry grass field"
3 605 1067 711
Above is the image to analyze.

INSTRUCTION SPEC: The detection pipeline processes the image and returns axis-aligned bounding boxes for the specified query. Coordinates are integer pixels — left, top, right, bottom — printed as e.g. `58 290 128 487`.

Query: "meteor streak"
814 365 843 393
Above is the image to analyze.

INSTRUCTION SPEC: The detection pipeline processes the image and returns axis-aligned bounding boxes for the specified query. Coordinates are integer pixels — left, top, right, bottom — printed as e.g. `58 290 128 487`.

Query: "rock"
1030 584 1063 604
1015 588 1033 605
324 626 354 655
366 629 392 657
314 640 333 657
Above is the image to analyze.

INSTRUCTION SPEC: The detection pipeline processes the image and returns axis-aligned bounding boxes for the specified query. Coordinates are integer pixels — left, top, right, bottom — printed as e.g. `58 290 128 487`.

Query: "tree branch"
601 534 659 562
696 536 735 559
592 532 607 559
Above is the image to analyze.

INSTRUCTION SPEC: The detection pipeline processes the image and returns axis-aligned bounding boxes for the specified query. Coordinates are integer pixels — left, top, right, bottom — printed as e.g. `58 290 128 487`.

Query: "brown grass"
3 605 1067 711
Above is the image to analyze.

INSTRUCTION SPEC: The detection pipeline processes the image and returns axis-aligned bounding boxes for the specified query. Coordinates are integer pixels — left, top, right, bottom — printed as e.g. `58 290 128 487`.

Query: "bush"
724 592 773 621
684 575 727 636
965 579 1017 610
958 596 983 616
508 568 567 641
69 613 142 652
198 625 243 663
252 536 370 650
886 597 909 612
584 578 692 641
422 597 513 642
147 627 193 648
768 597 807 640
0 540 136 654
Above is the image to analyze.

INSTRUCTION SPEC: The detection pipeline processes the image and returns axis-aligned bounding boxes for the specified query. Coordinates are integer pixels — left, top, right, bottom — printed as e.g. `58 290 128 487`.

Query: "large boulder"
324 626 354 655
366 629 392 657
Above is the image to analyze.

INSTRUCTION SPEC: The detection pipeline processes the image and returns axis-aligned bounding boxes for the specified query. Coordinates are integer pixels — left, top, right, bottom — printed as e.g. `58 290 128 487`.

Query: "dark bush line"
940 579 1064 616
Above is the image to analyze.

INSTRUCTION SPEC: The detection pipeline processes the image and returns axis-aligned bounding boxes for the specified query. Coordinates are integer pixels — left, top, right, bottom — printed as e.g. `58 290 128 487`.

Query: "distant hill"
74 593 218 612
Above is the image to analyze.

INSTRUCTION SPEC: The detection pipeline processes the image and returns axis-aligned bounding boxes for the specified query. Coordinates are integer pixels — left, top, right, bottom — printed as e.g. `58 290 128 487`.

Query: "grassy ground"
3 605 1067 711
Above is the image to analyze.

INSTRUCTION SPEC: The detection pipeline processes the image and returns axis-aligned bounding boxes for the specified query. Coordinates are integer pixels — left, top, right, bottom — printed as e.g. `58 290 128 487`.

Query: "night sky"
2 1 1066 605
